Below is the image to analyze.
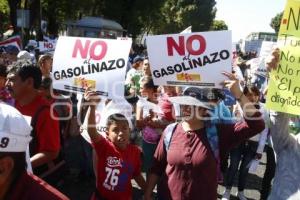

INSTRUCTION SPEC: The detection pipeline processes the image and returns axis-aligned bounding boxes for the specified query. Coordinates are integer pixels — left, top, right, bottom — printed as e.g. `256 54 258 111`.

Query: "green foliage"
152 0 216 34
0 0 8 11
3 0 217 39
210 20 228 30
0 0 9 34
270 11 283 33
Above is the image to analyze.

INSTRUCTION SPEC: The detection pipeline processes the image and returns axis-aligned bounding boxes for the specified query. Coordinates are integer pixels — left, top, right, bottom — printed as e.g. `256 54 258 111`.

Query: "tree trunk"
8 0 21 33
29 0 43 40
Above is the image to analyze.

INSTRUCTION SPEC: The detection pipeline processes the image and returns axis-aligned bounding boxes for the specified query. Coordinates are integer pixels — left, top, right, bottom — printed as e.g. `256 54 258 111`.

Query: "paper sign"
259 41 276 57
38 41 56 53
52 36 132 99
180 26 192 34
266 0 300 115
146 31 232 88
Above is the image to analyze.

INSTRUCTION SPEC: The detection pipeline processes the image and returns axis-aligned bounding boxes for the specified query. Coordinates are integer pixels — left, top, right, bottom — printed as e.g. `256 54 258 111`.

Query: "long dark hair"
243 85 260 109
106 113 129 128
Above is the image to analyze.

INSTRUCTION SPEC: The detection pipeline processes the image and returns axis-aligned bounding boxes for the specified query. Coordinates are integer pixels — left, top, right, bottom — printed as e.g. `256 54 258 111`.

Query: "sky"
215 0 286 42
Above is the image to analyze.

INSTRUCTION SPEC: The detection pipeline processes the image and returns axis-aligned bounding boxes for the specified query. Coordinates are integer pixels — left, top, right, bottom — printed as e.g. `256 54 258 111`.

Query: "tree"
41 0 165 38
210 20 228 30
97 0 165 38
3 0 217 41
0 0 10 34
270 12 283 33
7 0 22 33
151 0 216 34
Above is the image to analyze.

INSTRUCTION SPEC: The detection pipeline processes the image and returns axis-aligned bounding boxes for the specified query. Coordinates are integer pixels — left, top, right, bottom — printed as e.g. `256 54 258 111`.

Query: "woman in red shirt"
144 72 265 200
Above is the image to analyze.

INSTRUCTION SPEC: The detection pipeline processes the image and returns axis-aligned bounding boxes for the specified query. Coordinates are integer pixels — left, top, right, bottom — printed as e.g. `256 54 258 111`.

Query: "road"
58 134 268 199
59 152 267 200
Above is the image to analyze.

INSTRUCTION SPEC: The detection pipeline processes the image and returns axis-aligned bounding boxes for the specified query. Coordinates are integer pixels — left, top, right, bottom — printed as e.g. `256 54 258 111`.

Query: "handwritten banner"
266 0 300 115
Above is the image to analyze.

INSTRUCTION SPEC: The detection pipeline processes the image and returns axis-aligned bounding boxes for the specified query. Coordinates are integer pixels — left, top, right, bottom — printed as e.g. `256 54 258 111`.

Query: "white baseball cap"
0 102 32 152
17 50 32 60
168 87 213 110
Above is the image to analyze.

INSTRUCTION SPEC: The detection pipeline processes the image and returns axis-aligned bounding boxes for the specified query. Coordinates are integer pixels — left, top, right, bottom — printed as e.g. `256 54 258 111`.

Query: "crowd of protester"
0 40 299 200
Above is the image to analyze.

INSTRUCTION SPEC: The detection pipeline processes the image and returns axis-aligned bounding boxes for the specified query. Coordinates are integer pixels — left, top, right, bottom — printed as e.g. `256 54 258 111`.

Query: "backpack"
163 122 222 181
29 105 67 186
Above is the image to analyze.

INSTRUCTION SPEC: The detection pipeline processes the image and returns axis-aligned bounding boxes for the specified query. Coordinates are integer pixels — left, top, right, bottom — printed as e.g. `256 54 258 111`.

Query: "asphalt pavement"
59 152 267 200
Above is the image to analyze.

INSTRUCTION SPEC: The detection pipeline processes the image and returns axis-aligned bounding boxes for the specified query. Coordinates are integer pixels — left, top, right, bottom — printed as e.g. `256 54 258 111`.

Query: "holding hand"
265 48 280 72
84 88 101 106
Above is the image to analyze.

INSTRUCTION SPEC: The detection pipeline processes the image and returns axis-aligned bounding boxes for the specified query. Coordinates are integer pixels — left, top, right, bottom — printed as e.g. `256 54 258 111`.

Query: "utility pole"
37 0 43 41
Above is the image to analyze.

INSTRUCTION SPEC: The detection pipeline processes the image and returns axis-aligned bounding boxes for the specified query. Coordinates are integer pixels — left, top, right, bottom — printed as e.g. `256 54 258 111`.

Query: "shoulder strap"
30 105 50 128
205 124 219 159
29 105 50 155
205 122 222 182
163 122 178 151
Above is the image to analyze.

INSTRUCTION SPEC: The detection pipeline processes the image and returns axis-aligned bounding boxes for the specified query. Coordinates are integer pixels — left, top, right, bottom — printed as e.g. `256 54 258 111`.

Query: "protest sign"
38 41 56 53
146 31 232 88
52 36 132 99
259 41 276 57
266 0 300 115
247 41 275 91
0 35 22 50
180 26 192 34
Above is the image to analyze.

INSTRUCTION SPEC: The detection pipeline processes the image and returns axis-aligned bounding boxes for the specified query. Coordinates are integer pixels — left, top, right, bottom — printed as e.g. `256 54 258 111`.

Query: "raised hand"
221 71 243 99
84 87 101 106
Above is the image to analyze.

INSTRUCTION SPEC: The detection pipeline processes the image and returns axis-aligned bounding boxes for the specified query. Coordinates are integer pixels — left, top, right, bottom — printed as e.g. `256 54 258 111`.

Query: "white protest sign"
180 26 192 34
52 36 132 99
117 37 132 41
259 41 276 57
38 41 56 53
146 31 232 88
248 41 276 90
248 41 276 77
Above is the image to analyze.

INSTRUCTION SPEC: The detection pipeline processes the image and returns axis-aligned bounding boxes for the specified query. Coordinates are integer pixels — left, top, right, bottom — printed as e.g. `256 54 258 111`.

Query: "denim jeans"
225 141 257 191
260 145 276 200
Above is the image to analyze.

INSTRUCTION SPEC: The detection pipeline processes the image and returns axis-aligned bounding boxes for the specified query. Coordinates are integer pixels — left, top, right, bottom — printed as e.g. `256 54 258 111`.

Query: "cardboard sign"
266 0 300 115
52 36 132 99
146 31 232 88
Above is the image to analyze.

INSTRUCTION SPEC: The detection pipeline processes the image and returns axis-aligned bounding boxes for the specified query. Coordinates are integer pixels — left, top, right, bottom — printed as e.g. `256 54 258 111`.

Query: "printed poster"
146 31 232 88
52 36 132 99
